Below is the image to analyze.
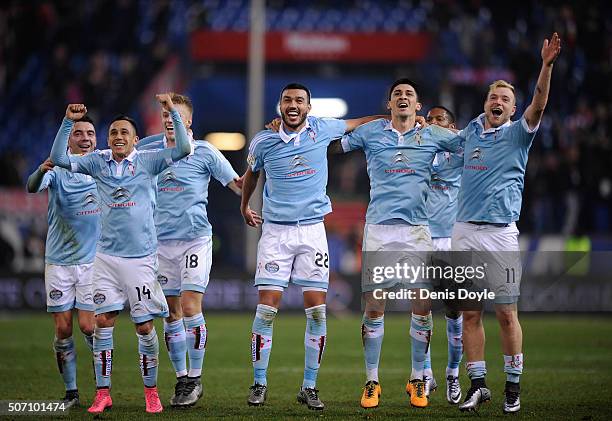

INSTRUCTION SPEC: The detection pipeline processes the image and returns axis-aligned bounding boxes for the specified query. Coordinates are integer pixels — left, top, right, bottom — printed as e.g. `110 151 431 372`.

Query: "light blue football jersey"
457 114 538 224
37 167 101 265
341 119 463 225
427 152 463 238
247 116 347 223
138 135 238 240
50 112 189 257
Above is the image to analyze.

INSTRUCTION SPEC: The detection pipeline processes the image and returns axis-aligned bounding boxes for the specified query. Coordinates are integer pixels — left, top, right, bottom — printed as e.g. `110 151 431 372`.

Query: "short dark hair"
428 105 456 123
110 115 139 135
74 115 95 126
280 82 311 104
388 78 419 100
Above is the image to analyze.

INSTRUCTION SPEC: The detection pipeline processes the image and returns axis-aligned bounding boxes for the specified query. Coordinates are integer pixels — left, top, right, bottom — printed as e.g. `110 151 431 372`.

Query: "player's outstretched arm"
240 168 263 227
227 178 242 196
156 93 191 161
344 114 388 133
26 158 54 193
524 32 561 130
50 104 87 169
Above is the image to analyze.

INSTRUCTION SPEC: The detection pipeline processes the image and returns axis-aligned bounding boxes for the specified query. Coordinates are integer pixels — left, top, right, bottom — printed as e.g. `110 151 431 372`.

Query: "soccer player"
26 116 100 409
339 79 463 409
48 96 191 414
454 33 561 414
241 83 382 410
137 93 242 407
424 106 464 404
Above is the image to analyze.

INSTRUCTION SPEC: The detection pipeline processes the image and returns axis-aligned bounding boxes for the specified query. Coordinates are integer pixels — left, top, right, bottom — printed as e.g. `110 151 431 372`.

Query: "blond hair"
169 92 193 115
487 80 515 97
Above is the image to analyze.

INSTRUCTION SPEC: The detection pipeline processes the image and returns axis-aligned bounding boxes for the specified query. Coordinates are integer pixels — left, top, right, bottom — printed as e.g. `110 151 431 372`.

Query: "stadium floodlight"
276 98 348 118
204 132 246 151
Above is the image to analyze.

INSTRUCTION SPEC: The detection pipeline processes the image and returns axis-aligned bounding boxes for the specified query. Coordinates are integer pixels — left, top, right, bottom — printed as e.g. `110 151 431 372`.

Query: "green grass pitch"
1 313 611 420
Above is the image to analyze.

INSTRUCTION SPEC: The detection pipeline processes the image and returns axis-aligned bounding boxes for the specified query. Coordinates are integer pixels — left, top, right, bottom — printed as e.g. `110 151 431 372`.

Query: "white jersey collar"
279 119 311 144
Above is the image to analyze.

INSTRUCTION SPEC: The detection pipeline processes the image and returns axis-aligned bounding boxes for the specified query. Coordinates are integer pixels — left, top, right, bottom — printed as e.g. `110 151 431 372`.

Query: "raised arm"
344 115 388 133
50 104 87 169
524 32 561 130
136 132 165 150
156 94 191 161
240 167 263 227
26 158 54 193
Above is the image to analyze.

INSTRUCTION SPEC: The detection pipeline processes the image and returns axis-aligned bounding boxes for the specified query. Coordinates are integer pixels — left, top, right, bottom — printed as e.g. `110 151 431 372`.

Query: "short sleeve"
513 116 539 146
317 117 347 146
139 148 174 175
247 132 268 172
340 124 367 153
37 171 56 192
69 153 98 176
431 125 465 153
204 143 239 186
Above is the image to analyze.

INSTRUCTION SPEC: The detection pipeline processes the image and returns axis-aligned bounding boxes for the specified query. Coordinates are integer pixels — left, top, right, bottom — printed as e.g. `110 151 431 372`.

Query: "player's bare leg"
458 308 491 412
496 303 522 413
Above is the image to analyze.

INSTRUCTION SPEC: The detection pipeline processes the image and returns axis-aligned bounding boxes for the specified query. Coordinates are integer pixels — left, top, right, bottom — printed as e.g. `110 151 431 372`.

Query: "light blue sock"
410 312 433 380
251 304 277 386
185 313 206 378
54 336 77 391
466 360 487 380
446 315 463 376
504 353 523 383
303 304 327 389
362 315 384 382
164 319 188 377
137 328 159 388
93 327 114 388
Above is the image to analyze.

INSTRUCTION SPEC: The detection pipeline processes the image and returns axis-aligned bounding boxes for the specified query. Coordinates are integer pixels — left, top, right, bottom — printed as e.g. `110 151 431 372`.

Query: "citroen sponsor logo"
290 155 309 169
109 186 136 207
160 171 177 184
83 192 98 206
111 186 131 202
287 155 315 177
385 151 415 174
431 172 442 183
470 147 484 161
392 151 410 166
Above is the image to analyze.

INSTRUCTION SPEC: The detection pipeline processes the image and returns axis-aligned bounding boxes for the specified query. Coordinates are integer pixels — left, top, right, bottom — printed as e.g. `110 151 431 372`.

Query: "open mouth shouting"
491 107 504 118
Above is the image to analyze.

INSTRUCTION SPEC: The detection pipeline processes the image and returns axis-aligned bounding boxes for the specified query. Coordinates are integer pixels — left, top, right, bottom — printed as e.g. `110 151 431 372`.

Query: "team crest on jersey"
49 289 63 300
414 131 422 145
265 262 280 273
308 130 317 141
157 275 168 285
93 293 106 305
247 154 256 166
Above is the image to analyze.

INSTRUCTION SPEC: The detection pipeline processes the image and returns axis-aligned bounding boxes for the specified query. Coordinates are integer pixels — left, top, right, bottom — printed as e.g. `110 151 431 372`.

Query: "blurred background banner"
1 0 610 311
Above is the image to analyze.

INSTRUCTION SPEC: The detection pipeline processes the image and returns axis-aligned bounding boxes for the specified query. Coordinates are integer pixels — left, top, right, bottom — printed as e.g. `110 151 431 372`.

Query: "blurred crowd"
0 0 610 273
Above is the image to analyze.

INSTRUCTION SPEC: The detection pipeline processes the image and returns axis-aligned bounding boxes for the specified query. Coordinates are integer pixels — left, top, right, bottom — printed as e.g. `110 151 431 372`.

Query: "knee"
365 310 384 320
167 307 183 322
462 311 482 328
95 312 117 328
79 321 94 337
55 320 72 339
180 294 202 317
135 321 154 336
496 309 518 330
